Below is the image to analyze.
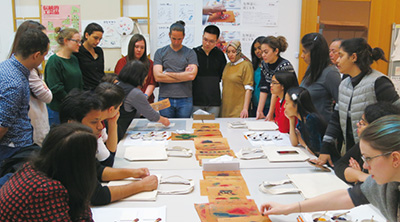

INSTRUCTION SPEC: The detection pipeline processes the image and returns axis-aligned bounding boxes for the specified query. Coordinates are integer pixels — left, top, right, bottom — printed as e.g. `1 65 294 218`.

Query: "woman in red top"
270 71 298 133
0 123 97 221
114 34 157 103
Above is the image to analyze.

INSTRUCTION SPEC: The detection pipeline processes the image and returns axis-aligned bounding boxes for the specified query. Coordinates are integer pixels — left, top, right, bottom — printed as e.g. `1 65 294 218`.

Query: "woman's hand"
256 110 266 120
260 202 292 216
349 157 361 171
240 109 249 118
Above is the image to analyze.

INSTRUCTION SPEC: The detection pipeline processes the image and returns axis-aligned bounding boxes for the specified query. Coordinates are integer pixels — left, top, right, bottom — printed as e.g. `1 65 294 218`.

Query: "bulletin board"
389 23 400 94
149 0 302 74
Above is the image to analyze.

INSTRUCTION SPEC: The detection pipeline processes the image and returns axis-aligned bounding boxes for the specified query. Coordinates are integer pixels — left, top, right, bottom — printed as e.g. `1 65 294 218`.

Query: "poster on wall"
202 0 278 26
156 1 196 48
41 5 81 59
81 19 130 49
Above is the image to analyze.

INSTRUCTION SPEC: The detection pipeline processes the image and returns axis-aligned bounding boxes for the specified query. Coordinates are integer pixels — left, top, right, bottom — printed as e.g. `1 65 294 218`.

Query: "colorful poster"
41 5 81 59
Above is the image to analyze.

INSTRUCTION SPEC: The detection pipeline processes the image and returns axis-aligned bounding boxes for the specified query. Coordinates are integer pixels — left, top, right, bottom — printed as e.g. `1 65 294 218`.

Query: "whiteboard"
149 0 302 74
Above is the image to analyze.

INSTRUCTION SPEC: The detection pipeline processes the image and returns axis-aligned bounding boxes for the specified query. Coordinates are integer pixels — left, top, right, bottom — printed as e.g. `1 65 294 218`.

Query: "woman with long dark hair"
0 123 97 221
249 36 266 117
115 34 157 103
270 71 298 133
74 22 105 90
256 36 295 121
117 61 170 140
284 87 326 155
317 38 400 166
300 33 341 123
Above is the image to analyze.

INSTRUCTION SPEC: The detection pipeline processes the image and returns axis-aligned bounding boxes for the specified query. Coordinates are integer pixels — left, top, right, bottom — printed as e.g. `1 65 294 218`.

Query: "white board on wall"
150 0 302 74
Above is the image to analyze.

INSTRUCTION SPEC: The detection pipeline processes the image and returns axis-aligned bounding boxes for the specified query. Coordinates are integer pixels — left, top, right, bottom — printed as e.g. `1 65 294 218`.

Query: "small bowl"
331 213 352 222
312 213 331 222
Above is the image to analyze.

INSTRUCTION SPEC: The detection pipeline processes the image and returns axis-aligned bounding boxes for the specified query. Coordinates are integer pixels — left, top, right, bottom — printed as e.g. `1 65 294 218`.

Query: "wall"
5 0 303 74
0 1 14 60
149 0 303 75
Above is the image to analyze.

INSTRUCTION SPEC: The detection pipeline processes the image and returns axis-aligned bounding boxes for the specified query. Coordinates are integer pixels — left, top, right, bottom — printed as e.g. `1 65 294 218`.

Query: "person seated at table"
221 40 254 118
0 123 97 221
334 102 400 184
59 90 158 205
116 60 170 141
260 115 400 222
284 87 326 155
94 82 125 167
270 71 298 133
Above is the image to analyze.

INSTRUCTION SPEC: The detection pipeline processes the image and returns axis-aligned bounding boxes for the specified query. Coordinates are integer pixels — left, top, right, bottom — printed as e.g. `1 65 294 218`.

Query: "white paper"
389 75 400 95
147 122 176 128
183 26 195 48
91 206 167 222
242 0 279 26
124 145 168 161
120 34 133 56
157 25 170 48
287 173 350 199
246 121 279 131
158 2 174 24
177 3 195 24
107 175 161 201
81 20 121 48
263 146 309 162
391 28 400 61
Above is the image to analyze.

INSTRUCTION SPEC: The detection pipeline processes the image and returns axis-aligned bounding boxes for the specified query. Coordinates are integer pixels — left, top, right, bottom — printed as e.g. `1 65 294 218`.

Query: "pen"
244 135 248 140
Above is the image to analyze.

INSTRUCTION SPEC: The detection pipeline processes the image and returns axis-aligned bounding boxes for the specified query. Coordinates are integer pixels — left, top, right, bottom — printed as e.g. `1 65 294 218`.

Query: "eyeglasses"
68 39 81 44
270 81 280 85
358 117 368 127
361 151 393 167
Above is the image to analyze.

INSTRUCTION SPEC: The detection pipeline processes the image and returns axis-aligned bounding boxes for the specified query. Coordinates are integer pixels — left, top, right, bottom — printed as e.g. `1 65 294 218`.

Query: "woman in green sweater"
45 27 83 126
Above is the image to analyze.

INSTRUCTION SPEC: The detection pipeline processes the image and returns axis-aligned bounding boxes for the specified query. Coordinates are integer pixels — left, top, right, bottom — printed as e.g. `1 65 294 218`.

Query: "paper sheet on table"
124 145 168 161
245 121 278 131
287 173 349 199
91 206 166 222
107 175 160 201
263 146 309 162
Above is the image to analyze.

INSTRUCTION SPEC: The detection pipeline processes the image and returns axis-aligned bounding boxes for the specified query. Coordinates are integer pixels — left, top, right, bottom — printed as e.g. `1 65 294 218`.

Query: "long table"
91 118 385 222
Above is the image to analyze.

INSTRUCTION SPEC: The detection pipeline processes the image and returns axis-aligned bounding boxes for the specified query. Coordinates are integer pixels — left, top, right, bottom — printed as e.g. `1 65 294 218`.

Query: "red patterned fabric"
0 163 93 222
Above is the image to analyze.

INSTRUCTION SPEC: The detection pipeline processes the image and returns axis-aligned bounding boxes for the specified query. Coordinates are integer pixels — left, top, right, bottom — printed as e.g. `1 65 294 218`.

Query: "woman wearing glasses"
260 115 400 222
45 27 83 125
315 38 400 166
334 102 400 184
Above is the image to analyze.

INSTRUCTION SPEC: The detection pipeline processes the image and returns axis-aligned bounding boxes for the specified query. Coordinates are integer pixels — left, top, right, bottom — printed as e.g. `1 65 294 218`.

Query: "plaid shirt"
0 55 33 147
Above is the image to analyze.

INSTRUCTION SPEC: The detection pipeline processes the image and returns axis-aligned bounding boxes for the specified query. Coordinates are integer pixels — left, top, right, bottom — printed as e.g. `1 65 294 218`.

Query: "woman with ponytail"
256 35 296 121
316 38 400 166
45 27 83 125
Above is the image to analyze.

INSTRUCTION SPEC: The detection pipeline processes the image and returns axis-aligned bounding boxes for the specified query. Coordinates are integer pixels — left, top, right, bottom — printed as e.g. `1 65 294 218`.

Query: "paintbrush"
313 211 327 222
331 211 350 220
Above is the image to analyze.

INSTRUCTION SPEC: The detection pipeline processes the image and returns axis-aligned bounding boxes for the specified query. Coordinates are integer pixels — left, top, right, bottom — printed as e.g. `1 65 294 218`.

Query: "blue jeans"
47 106 60 126
0 145 21 163
159 97 193 118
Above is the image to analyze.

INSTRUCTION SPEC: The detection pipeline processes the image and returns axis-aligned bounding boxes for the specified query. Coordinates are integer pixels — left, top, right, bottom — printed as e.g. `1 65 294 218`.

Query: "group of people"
0 18 400 221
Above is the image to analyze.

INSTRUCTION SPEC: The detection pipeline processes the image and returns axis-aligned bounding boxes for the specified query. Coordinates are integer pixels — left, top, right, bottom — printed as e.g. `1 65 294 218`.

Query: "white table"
92 118 386 222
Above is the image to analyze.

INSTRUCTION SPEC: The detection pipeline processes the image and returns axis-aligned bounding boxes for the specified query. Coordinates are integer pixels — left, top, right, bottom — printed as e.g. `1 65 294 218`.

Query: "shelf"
321 20 368 31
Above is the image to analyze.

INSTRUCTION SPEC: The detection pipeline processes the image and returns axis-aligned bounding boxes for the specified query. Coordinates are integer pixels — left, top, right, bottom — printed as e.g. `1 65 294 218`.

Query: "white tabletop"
92 118 386 222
